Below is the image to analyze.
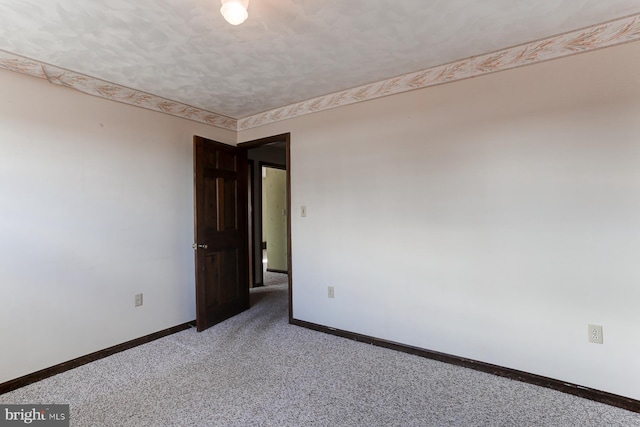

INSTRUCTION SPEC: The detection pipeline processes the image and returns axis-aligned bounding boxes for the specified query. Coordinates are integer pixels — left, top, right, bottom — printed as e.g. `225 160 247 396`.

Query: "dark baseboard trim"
290 318 640 414
266 269 289 274
0 320 196 395
253 282 264 288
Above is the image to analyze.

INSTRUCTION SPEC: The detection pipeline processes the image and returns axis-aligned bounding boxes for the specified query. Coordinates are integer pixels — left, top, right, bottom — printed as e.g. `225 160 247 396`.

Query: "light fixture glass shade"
220 0 249 25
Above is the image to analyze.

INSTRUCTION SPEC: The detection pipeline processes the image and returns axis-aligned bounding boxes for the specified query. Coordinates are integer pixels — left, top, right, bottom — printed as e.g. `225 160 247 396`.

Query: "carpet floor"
2 273 639 426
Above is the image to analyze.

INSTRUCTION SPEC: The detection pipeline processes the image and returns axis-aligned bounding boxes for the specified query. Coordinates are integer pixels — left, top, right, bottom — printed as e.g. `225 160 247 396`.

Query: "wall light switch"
135 293 143 307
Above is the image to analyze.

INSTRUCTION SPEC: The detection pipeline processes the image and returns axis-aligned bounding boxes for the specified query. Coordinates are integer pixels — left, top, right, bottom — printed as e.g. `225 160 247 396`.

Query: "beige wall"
0 68 234 383
240 40 640 400
264 167 287 272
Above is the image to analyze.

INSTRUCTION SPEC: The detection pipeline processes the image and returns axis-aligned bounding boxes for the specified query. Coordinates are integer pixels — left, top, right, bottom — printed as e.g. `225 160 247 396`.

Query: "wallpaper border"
2 13 640 132
0 52 237 131
239 13 640 130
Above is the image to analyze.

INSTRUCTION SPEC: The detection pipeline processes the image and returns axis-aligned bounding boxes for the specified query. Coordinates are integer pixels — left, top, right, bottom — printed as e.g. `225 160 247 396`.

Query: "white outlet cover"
588 324 603 344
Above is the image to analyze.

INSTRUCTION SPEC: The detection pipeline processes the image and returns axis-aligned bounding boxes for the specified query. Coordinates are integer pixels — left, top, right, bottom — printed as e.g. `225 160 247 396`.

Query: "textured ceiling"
1 0 640 120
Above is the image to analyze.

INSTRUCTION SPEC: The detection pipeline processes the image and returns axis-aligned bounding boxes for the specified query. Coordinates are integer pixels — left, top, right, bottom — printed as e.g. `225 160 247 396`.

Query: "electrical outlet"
135 293 143 307
327 286 334 299
588 324 603 344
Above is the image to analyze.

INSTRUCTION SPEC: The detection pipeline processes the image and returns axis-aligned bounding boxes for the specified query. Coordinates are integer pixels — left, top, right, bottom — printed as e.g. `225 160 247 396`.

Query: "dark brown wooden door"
194 136 249 332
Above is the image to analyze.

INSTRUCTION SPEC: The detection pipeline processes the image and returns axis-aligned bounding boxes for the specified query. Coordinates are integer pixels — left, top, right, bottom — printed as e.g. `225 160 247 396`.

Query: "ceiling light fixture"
220 0 249 25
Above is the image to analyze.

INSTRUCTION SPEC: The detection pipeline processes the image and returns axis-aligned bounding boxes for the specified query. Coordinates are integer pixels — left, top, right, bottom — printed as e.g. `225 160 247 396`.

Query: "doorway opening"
261 164 287 291
240 133 292 321
261 164 287 276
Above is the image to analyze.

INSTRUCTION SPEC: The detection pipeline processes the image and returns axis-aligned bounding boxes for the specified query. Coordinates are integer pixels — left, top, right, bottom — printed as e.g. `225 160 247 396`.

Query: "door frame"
239 133 292 322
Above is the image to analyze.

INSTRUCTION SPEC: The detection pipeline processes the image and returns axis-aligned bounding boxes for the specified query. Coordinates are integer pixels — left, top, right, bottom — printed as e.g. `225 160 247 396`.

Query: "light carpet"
2 273 639 426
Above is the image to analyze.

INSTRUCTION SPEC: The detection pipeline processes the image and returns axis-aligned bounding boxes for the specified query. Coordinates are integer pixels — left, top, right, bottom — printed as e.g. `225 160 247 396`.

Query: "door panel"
202 249 240 306
204 177 219 230
194 136 248 332
223 178 237 231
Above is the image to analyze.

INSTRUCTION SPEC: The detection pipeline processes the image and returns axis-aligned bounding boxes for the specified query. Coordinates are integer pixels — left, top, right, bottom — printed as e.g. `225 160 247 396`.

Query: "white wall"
0 69 234 383
240 41 640 400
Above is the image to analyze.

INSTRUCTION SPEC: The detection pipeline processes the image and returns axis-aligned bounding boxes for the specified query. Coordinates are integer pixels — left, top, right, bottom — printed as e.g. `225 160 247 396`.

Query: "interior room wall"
239 40 640 400
0 68 234 384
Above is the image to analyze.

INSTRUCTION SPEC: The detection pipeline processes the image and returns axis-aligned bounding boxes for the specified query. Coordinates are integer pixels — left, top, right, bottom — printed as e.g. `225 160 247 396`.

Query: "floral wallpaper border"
238 13 640 130
0 52 238 131
1 13 640 132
